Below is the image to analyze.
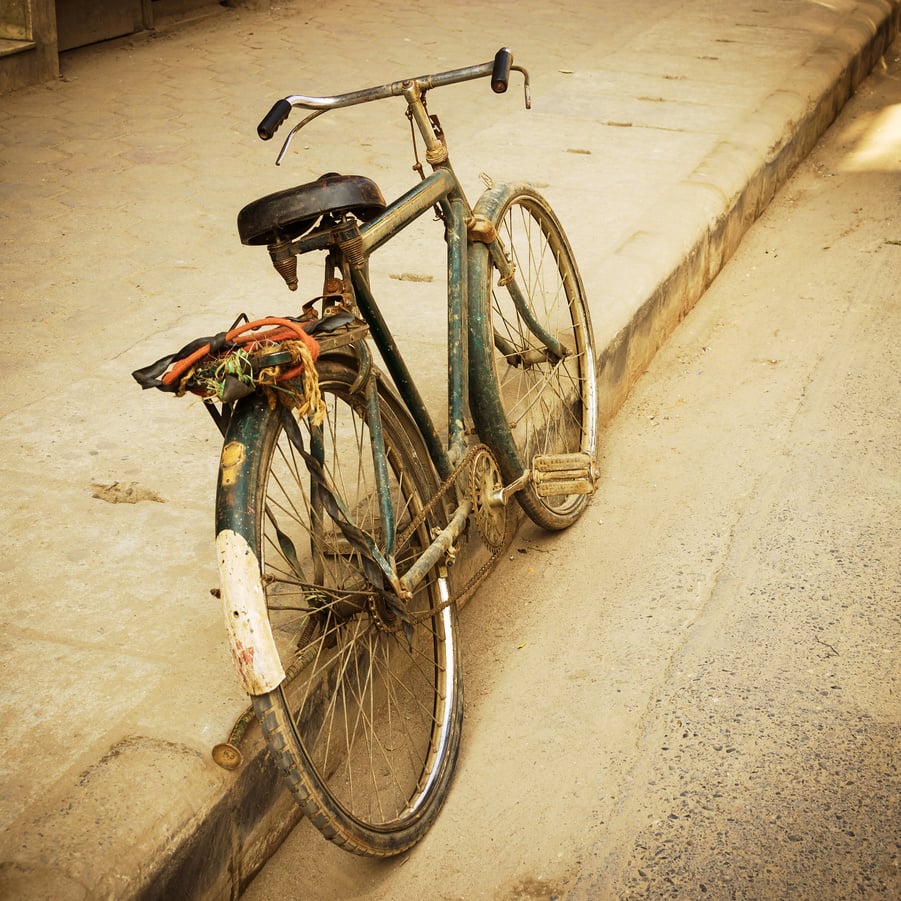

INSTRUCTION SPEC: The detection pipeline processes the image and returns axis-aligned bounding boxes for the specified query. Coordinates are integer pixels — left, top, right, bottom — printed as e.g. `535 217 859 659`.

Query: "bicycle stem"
403 80 449 166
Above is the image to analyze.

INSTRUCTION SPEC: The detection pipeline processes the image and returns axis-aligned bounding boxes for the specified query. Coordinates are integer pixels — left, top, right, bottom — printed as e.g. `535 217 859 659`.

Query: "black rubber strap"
303 309 355 336
131 335 220 391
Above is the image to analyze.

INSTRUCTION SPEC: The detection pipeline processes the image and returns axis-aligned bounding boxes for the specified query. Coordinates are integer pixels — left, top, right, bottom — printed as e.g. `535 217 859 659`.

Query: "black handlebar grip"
258 99 293 140
491 48 513 94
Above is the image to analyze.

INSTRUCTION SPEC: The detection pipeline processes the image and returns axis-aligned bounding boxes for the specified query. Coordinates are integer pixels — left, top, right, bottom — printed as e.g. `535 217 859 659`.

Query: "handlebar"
257 47 531 143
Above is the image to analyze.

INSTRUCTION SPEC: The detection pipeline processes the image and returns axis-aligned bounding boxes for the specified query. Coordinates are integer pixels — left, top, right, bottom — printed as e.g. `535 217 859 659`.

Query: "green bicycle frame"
272 75 553 599
347 169 468 481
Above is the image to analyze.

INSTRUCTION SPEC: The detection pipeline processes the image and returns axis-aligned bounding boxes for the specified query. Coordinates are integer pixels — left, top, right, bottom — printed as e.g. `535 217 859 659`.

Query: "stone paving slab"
0 1 897 897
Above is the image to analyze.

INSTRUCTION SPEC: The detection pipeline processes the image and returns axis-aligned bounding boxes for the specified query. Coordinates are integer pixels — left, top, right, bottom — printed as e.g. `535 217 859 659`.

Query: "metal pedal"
531 452 599 497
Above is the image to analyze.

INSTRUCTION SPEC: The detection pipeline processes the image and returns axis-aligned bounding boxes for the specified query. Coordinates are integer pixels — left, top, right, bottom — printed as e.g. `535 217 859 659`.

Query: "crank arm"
487 471 531 507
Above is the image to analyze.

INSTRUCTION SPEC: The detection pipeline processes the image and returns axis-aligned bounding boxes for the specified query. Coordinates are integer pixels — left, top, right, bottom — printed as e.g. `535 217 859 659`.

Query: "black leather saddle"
237 173 386 246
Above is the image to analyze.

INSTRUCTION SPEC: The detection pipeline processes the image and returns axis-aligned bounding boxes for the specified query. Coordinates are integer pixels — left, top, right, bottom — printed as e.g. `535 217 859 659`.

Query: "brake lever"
511 65 532 109
275 109 327 166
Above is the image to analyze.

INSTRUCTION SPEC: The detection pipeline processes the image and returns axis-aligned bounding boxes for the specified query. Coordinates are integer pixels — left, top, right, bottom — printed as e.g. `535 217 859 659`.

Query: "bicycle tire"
470 184 598 530
215 355 463 856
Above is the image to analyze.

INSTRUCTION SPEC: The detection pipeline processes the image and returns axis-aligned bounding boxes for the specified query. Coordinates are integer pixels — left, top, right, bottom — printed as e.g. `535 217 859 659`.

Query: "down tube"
348 269 451 481
353 170 461 480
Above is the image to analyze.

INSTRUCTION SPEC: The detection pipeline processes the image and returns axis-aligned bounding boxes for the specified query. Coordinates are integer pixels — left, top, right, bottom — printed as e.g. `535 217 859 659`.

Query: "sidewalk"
0 1 897 898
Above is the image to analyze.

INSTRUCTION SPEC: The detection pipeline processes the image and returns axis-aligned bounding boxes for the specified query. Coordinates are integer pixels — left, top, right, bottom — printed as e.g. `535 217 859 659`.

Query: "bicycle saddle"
237 173 386 246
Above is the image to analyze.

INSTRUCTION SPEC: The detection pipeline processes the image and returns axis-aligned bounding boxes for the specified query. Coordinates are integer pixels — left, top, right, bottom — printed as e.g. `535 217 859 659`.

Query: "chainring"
470 447 506 551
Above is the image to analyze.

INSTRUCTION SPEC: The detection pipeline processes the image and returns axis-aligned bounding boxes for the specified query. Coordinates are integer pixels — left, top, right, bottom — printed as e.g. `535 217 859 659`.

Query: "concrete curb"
595 0 899 425
134 740 298 900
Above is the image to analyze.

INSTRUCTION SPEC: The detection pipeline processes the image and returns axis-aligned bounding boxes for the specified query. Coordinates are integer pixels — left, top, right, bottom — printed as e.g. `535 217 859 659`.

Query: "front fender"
466 182 534 482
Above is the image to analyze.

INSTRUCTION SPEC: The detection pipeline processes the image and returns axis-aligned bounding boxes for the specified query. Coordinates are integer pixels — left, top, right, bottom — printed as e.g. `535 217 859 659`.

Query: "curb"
595 0 899 425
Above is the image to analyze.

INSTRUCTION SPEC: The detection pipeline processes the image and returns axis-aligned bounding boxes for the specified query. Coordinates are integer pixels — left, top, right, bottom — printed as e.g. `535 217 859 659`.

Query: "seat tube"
362 372 396 560
446 196 468 457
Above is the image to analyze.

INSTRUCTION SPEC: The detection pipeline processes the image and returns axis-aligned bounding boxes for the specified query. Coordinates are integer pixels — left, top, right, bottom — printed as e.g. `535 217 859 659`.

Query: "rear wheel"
472 184 598 530
216 357 462 856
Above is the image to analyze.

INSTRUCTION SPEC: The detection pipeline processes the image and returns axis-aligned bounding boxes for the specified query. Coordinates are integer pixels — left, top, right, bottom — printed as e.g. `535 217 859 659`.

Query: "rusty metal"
272 254 299 291
532 451 599 497
395 443 509 609
335 219 366 270
219 442 246 488
211 705 256 770
466 215 497 244
470 447 506 550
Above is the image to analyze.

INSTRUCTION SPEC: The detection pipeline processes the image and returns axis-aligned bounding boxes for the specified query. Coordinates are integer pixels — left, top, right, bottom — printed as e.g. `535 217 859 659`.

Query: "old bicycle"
134 48 598 856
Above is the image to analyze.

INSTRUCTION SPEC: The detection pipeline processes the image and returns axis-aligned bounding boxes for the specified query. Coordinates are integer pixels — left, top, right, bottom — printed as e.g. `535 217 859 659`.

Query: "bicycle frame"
216 58 559 694
336 173 480 599
285 70 578 605
260 97 529 613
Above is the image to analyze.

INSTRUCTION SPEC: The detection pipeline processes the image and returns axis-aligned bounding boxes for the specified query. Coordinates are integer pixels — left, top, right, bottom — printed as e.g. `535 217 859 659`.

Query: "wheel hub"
367 593 404 633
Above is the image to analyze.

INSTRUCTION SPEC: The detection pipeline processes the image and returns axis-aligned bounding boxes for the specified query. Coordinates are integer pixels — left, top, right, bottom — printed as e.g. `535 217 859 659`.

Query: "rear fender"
215 396 287 696
216 527 285 695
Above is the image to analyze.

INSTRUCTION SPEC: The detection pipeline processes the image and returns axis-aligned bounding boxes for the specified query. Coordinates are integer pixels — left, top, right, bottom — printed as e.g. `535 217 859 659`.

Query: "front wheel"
215 356 463 856
470 184 598 530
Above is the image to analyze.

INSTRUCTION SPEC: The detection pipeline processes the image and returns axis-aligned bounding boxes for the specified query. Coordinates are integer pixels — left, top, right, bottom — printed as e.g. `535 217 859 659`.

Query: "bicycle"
134 48 598 857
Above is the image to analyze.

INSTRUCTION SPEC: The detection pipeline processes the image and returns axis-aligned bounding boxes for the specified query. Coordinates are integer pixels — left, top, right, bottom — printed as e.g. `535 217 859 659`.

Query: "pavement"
0 1 897 898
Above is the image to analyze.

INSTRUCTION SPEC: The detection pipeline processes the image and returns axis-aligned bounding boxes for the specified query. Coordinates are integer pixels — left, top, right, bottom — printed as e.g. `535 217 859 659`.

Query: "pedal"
531 452 599 497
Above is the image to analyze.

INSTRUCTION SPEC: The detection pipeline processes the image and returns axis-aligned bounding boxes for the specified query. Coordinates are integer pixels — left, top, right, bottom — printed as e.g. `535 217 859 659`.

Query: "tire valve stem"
211 704 255 770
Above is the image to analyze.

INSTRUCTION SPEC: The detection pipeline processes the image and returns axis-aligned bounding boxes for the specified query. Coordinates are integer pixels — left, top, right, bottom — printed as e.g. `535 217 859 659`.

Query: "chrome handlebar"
258 48 531 165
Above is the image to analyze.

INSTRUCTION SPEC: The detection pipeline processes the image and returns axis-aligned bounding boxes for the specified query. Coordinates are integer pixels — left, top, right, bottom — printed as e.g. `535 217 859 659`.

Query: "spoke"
253 370 456 835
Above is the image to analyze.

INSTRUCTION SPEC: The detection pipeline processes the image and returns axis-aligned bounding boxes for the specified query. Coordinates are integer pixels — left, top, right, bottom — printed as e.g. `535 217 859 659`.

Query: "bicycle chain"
396 443 510 619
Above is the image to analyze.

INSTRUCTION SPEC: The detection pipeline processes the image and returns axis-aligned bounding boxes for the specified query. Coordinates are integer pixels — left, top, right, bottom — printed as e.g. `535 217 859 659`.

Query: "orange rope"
160 317 320 389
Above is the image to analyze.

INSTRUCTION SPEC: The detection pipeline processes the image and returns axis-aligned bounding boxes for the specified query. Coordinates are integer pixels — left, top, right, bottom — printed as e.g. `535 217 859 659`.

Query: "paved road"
242 41 901 901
